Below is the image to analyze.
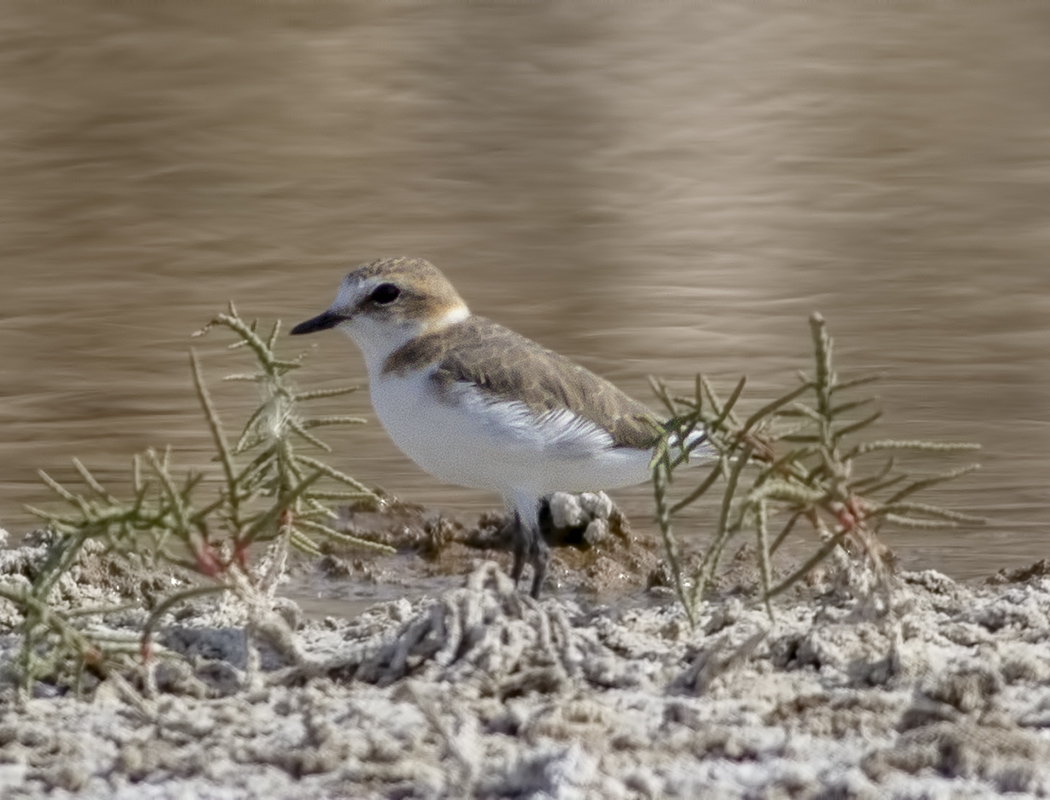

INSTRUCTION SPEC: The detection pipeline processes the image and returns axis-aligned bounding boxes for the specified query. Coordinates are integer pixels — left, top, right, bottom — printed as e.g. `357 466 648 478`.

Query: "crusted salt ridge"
2 540 1050 798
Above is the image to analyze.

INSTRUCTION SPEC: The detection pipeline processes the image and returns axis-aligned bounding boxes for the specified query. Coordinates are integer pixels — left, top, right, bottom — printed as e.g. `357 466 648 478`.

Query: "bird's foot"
528 539 549 599
508 515 550 599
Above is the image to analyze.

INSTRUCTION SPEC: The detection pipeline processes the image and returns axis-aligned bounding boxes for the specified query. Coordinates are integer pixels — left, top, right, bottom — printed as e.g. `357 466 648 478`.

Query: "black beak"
290 310 348 335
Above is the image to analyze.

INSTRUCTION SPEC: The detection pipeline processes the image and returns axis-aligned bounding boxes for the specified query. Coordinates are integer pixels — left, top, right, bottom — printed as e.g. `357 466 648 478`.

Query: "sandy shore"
1 523 1049 799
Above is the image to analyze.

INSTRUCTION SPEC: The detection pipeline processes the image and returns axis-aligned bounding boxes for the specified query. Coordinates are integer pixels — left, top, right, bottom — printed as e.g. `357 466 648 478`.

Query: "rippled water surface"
1 3 1048 579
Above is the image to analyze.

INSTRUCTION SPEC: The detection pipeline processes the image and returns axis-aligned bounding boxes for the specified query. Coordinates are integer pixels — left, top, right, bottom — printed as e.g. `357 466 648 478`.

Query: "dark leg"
507 497 550 598
528 535 550 599
509 511 526 586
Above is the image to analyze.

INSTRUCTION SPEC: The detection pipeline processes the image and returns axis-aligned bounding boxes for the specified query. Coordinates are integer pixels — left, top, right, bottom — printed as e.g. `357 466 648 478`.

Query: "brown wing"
384 317 661 450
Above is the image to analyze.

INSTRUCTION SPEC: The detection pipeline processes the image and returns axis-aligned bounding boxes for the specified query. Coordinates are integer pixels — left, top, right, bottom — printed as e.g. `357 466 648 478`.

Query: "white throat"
341 304 470 378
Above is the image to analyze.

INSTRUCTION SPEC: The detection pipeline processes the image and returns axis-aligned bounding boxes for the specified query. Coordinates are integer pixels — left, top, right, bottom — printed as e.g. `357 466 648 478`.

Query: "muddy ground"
1 498 1049 799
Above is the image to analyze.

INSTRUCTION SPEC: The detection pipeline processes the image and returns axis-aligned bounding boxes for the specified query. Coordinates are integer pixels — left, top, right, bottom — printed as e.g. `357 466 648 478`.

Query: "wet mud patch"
284 492 666 608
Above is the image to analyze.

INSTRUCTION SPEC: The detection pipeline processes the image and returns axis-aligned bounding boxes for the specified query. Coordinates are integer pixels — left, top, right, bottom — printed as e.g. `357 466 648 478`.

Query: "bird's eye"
370 283 401 305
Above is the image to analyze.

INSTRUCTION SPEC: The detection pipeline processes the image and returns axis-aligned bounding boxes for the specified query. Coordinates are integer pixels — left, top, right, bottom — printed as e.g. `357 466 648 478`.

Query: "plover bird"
291 257 712 598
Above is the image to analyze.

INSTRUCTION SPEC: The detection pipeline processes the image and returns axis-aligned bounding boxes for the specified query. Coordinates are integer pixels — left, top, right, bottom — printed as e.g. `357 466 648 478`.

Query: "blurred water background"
1 3 1047 580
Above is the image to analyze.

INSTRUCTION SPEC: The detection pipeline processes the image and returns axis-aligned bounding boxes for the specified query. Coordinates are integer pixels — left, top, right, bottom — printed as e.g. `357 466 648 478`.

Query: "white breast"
368 367 653 501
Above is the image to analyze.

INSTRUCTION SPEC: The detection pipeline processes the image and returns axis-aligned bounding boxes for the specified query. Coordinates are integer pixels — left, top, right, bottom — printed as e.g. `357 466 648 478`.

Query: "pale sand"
1 529 1049 799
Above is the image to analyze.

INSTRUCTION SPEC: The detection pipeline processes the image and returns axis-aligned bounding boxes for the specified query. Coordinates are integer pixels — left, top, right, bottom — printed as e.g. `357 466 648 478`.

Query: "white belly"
369 369 653 500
